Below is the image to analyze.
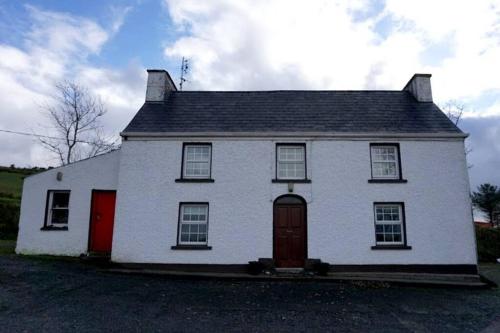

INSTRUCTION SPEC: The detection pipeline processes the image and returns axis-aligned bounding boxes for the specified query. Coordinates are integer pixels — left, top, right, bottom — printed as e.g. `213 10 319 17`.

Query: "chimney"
145 69 177 102
403 73 433 102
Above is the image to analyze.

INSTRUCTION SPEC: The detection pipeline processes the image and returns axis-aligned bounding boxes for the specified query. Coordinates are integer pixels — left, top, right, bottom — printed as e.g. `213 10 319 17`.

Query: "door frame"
273 194 308 267
87 189 117 254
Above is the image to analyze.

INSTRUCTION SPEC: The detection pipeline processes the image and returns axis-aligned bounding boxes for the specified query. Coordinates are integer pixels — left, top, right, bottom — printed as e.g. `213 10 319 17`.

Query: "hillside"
0 171 24 199
0 165 46 239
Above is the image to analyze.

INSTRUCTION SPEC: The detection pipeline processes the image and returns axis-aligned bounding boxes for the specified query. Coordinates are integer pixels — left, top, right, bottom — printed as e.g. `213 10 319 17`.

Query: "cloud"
164 0 500 98
461 117 500 189
0 5 144 167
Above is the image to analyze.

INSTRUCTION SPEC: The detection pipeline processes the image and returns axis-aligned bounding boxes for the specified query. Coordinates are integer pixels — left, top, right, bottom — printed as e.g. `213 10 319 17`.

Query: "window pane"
186 146 210 162
375 205 400 222
278 147 304 162
185 161 209 177
51 209 68 224
52 192 69 208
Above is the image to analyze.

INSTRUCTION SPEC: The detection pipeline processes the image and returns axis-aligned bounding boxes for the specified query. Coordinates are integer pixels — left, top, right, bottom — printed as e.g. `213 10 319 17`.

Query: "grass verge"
0 240 16 254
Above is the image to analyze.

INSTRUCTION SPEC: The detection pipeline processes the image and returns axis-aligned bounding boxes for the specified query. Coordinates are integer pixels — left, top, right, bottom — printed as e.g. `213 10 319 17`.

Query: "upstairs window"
45 191 70 227
370 144 401 180
374 203 405 245
182 144 212 179
178 203 209 245
276 144 306 180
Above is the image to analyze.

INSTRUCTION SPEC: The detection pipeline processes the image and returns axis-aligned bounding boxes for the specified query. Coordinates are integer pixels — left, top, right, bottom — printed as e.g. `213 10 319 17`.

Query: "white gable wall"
16 151 120 256
111 139 476 265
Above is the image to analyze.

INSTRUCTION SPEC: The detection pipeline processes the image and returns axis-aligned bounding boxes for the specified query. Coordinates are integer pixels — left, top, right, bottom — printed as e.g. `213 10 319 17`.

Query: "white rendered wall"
16 151 120 256
112 139 476 266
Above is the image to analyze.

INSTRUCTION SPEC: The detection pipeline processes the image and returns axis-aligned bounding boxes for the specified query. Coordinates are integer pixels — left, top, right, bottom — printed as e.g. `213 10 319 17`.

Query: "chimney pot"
403 73 433 102
145 69 177 102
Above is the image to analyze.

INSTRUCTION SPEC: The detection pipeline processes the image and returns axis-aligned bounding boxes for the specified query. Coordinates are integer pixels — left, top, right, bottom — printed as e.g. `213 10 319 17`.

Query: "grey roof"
122 91 463 136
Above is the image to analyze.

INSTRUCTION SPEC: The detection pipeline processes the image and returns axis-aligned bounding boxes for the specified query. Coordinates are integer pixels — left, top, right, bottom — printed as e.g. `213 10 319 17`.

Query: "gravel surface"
1 255 500 333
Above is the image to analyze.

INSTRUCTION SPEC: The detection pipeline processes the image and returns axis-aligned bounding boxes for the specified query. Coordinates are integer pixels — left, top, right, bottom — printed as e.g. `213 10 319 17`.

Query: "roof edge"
120 131 468 139
23 149 121 180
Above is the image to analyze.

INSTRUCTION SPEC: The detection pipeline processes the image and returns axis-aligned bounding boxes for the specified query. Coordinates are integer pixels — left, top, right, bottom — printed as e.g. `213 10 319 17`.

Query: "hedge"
475 226 500 262
0 201 19 240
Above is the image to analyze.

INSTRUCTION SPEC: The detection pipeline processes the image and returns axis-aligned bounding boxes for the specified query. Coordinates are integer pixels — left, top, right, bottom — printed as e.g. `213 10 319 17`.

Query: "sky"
0 0 499 192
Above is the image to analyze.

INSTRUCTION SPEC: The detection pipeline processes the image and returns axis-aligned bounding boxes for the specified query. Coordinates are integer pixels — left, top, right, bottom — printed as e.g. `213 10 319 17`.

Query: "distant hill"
0 165 47 239
0 165 46 199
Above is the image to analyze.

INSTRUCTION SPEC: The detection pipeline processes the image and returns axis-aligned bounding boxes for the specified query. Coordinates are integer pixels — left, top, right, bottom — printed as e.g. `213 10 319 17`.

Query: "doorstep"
102 267 489 288
79 252 112 266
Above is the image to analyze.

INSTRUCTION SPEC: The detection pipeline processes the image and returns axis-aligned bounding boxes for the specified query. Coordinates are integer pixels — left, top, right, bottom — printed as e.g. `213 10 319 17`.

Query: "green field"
0 166 46 239
0 170 24 198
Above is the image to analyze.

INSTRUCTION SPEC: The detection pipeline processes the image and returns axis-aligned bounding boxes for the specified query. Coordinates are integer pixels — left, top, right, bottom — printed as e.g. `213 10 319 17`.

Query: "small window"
182 144 212 179
46 191 70 227
370 144 401 179
374 203 405 245
277 144 306 180
178 204 209 245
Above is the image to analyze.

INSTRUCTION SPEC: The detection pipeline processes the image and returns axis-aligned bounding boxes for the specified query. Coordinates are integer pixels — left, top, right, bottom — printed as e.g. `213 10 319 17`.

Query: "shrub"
475 226 500 262
0 202 19 240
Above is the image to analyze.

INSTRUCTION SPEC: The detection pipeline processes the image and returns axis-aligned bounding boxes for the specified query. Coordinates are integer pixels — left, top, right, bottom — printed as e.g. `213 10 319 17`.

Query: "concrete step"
327 272 485 286
330 271 481 280
103 268 489 287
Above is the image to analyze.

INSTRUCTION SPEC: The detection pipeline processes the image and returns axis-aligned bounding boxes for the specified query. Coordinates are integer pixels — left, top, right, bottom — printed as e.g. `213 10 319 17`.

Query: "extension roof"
122 90 464 137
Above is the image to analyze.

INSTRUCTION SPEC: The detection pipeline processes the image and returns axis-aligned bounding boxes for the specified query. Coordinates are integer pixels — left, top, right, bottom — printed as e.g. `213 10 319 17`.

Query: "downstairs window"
45 190 70 228
178 203 209 245
374 203 405 245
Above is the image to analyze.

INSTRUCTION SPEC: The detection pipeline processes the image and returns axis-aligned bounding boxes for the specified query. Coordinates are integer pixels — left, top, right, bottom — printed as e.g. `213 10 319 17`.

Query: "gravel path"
1 255 500 332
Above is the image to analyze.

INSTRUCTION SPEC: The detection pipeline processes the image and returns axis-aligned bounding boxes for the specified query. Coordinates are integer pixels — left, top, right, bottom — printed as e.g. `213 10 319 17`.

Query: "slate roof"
122 90 463 135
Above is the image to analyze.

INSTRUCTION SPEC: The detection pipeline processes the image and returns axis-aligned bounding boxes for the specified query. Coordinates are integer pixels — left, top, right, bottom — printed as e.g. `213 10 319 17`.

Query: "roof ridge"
171 90 406 93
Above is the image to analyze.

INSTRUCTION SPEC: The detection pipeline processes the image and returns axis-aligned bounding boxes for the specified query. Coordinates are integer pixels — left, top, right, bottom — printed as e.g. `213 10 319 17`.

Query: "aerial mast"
179 57 189 91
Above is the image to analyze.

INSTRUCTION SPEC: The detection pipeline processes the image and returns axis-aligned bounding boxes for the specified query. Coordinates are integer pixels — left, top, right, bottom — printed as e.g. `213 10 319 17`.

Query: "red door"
274 201 306 268
89 191 116 254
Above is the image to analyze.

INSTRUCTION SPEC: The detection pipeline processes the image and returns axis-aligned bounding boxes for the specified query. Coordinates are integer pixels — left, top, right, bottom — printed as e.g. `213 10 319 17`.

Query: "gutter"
120 131 469 140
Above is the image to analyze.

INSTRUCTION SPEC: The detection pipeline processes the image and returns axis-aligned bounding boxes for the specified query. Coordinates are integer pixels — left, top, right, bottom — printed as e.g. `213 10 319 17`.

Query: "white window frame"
276 144 306 180
178 203 209 246
46 190 70 227
370 144 400 180
182 144 212 179
374 203 404 245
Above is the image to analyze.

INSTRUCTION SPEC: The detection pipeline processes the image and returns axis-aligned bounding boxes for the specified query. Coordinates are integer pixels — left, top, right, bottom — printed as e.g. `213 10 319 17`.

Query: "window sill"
171 245 212 250
272 179 312 183
371 245 412 250
40 226 68 231
368 179 408 184
175 178 215 183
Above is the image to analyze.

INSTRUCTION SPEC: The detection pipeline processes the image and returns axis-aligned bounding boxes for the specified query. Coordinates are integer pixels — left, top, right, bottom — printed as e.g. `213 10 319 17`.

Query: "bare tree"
39 81 118 165
441 100 473 168
441 100 465 126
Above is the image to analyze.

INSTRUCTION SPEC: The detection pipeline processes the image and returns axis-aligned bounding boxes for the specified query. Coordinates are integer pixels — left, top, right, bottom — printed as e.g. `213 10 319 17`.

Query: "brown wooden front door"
273 198 307 268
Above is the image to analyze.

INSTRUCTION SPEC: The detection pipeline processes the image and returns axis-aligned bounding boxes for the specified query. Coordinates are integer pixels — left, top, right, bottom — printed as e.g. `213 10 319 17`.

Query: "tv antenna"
179 57 189 91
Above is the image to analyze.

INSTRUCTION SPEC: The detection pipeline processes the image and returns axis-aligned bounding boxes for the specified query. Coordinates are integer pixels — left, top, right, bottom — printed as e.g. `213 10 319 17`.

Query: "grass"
0 166 44 240
479 263 500 286
0 240 15 254
0 171 24 198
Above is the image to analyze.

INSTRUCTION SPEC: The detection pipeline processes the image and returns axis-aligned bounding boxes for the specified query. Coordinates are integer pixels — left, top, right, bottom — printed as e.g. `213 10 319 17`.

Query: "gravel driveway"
1 255 500 332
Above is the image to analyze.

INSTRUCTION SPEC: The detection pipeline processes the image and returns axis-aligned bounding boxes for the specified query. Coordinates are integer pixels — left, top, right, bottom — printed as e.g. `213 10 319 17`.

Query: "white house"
16 70 478 275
